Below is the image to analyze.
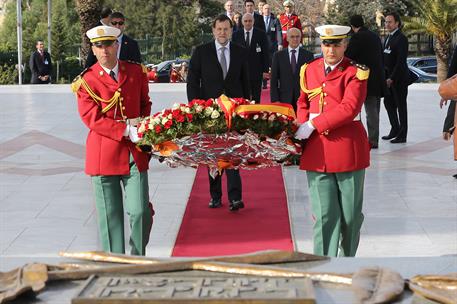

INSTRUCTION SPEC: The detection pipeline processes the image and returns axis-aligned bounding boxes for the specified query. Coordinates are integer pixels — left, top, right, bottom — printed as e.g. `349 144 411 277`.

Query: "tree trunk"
75 0 101 68
434 34 452 82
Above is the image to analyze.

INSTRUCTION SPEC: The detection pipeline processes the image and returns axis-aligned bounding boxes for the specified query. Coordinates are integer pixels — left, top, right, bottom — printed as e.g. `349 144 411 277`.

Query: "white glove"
128 126 140 143
294 121 315 140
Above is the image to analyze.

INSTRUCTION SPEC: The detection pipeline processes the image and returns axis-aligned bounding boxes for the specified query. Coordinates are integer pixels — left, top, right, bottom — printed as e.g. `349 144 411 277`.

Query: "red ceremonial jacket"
76 60 151 176
278 13 302 48
297 57 370 173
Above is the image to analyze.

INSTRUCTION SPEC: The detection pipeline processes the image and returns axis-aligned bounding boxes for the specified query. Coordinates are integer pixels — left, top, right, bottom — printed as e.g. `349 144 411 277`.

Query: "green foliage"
325 0 380 30
0 64 18 84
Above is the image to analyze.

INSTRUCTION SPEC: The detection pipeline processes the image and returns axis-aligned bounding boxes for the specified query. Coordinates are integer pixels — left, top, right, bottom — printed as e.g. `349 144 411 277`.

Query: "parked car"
147 59 189 83
407 56 437 74
408 65 437 83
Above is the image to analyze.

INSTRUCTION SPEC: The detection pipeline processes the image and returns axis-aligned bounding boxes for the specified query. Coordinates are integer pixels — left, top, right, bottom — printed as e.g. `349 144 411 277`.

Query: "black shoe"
370 143 378 149
382 133 397 140
390 137 406 143
229 200 244 211
209 198 222 208
452 174 457 179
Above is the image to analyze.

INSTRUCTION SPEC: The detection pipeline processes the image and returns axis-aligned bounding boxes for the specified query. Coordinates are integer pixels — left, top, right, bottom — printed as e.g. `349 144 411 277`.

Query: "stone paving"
0 83 455 262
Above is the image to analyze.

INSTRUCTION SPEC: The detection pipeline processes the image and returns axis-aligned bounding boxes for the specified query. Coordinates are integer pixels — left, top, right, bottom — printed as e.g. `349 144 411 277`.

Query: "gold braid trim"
299 64 325 113
79 77 122 114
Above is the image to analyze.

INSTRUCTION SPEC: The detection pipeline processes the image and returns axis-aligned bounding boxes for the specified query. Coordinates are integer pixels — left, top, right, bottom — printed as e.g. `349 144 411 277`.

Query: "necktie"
109 70 117 82
265 16 269 29
325 66 332 76
245 31 250 48
220 46 228 79
290 49 297 74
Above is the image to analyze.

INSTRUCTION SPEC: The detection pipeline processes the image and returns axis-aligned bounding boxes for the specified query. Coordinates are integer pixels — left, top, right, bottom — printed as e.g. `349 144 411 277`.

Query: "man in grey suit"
270 28 314 111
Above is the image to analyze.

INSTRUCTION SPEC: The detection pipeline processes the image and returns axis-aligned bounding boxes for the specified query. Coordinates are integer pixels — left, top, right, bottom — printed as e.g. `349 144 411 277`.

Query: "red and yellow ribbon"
216 95 296 129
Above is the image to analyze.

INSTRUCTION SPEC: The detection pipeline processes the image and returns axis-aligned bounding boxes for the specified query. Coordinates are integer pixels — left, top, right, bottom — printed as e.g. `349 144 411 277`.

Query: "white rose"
168 114 172 119
153 117 161 124
262 113 268 119
253 114 259 120
205 107 214 115
138 124 146 133
172 103 180 110
161 117 169 125
181 106 191 113
268 115 276 121
211 110 220 119
195 105 203 113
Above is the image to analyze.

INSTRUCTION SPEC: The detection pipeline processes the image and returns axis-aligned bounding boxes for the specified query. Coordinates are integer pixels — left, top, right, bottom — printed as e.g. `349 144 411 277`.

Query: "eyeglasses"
93 40 116 48
111 21 124 26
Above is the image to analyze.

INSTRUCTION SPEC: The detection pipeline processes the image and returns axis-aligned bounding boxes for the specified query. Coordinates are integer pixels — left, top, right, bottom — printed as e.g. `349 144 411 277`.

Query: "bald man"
232 13 269 103
271 28 313 111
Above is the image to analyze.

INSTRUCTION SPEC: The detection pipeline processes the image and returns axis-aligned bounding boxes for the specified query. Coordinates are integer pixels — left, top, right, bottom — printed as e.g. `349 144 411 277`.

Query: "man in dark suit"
29 40 52 84
85 12 141 68
187 14 250 211
270 28 313 111
232 13 269 103
346 15 385 149
441 44 457 178
382 12 410 143
244 0 265 32
261 3 282 89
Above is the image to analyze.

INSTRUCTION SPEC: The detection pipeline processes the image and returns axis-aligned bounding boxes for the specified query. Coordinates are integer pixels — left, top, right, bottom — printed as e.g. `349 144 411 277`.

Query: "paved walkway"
0 83 455 262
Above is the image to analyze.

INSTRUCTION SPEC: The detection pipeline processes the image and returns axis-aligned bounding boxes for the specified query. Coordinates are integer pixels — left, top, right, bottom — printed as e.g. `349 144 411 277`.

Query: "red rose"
205 99 213 107
164 120 173 129
186 114 193 121
172 109 181 119
154 125 162 133
176 115 185 122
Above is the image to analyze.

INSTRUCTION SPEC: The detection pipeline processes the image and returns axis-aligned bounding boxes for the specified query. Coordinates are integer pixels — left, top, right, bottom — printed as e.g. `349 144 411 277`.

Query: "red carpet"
172 84 293 257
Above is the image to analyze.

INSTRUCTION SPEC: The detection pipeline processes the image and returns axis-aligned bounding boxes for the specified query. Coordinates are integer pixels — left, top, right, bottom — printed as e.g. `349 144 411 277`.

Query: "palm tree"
75 0 101 67
404 0 457 82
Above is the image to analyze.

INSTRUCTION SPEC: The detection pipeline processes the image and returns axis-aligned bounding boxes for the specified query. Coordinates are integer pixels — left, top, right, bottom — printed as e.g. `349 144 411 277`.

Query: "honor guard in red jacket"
72 25 153 255
295 25 370 257
278 0 302 48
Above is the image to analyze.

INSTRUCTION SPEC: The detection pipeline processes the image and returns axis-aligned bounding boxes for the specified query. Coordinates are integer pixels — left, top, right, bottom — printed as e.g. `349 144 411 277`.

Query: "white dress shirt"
324 57 344 73
215 40 231 70
116 34 123 59
101 62 119 80
243 29 253 46
288 46 300 63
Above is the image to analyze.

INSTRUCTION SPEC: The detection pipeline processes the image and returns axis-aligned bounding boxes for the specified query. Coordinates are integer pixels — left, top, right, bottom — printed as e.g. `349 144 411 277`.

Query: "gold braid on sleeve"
299 64 325 113
79 78 123 115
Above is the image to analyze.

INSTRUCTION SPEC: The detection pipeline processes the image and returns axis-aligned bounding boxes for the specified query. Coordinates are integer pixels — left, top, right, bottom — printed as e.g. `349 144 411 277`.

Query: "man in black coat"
270 28 313 111
232 13 269 103
382 12 410 143
187 14 250 211
244 0 266 32
29 40 52 84
346 15 385 149
441 44 456 179
85 12 141 68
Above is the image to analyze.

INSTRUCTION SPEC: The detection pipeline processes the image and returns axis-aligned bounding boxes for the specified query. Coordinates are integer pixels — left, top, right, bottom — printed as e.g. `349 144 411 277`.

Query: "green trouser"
92 155 151 255
306 169 365 257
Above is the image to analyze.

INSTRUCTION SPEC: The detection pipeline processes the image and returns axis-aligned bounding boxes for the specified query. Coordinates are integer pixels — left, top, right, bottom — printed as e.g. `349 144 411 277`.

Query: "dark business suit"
253 12 266 32
187 41 250 203
29 50 52 84
383 29 409 141
263 14 282 65
270 47 314 111
232 28 269 103
85 34 142 68
346 27 386 146
443 45 457 133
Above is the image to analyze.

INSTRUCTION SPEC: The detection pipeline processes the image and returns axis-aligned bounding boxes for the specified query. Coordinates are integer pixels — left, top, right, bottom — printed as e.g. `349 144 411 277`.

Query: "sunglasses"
111 21 124 26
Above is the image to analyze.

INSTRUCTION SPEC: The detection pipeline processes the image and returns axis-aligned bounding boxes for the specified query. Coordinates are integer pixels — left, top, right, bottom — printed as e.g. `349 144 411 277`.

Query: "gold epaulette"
352 62 370 81
71 68 88 93
125 60 148 74
299 63 308 93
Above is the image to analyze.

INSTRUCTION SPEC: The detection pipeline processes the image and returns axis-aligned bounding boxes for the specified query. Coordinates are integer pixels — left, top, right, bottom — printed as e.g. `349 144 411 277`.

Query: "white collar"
288 46 299 53
324 58 343 71
117 34 124 42
215 40 230 50
388 28 399 36
100 61 119 78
